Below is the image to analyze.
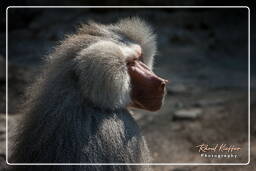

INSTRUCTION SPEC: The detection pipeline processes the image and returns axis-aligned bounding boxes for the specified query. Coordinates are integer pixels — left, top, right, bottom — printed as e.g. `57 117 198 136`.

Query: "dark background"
0 1 255 171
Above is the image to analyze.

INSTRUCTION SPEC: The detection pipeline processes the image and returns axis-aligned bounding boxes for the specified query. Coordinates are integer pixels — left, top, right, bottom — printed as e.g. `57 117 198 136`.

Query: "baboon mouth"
136 94 166 101
140 96 164 103
132 96 165 111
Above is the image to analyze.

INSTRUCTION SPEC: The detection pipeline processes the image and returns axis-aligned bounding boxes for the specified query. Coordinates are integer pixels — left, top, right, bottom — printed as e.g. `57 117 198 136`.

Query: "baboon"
9 17 168 171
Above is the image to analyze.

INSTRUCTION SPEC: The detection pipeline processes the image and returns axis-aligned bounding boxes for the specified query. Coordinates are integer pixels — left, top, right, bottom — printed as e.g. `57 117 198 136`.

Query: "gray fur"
10 17 156 171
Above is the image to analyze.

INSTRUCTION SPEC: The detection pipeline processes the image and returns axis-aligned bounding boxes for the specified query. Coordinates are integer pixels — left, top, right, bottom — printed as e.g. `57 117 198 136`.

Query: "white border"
5 6 250 166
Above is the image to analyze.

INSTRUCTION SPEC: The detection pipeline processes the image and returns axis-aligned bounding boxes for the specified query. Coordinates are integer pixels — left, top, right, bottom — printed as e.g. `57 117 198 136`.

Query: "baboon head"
51 17 168 111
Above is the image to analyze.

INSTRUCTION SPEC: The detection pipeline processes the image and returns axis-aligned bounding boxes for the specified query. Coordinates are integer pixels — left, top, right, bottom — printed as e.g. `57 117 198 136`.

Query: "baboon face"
74 18 168 111
120 44 168 111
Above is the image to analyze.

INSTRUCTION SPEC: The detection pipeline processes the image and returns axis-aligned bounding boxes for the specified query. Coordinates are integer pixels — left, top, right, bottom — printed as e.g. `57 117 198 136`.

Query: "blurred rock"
171 123 184 131
174 108 203 120
173 101 184 109
167 84 187 94
194 98 225 107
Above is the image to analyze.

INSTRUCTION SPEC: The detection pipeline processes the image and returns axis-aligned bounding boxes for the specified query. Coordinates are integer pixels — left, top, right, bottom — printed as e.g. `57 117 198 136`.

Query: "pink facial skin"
124 45 168 111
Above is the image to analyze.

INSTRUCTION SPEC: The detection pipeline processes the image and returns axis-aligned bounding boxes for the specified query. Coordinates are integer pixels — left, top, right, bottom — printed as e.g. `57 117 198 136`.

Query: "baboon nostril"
160 82 166 89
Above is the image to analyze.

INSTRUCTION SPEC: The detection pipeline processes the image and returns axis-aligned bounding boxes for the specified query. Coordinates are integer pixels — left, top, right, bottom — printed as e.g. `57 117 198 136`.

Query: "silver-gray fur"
10 17 156 171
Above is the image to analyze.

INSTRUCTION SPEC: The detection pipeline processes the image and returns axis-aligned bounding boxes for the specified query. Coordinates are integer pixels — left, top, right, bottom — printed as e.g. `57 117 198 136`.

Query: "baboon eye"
127 60 136 66
126 57 138 66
